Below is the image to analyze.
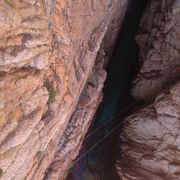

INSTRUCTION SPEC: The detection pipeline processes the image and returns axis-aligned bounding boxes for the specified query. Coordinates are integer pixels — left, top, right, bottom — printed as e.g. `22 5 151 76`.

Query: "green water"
67 0 148 179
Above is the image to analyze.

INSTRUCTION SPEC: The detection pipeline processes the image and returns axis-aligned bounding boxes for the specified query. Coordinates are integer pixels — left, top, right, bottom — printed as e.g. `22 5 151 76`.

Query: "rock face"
132 0 180 101
116 0 180 179
0 0 131 180
117 83 180 180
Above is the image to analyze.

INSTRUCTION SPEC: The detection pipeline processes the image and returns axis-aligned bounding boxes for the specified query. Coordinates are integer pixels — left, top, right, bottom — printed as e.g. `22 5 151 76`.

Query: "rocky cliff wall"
132 0 180 101
116 0 180 179
0 0 131 180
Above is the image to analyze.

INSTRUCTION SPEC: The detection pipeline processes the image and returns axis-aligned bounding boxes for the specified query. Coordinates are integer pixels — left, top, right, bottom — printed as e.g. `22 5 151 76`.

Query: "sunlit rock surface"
0 0 131 179
116 0 180 179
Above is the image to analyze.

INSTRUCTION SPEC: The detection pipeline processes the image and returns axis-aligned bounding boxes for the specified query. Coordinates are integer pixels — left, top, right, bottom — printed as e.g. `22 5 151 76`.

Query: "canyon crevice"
2 0 180 179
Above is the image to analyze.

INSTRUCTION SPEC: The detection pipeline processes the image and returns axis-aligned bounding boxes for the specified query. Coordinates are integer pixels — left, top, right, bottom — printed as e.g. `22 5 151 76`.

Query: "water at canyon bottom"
67 0 148 179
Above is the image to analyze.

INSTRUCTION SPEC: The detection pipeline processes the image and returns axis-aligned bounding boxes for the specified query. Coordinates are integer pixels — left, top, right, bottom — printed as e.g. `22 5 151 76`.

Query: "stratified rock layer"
116 0 180 179
0 0 131 180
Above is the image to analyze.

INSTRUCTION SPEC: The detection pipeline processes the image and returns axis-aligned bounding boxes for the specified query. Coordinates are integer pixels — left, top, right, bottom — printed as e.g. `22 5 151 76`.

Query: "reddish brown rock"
0 0 131 180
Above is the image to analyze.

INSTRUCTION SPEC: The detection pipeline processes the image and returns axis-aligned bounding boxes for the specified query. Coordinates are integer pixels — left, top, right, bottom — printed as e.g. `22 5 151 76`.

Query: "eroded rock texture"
116 0 180 179
132 0 180 101
117 83 180 180
0 0 131 180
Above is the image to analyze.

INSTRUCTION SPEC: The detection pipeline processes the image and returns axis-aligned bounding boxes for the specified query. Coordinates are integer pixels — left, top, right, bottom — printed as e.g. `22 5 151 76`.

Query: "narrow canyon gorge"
0 0 180 180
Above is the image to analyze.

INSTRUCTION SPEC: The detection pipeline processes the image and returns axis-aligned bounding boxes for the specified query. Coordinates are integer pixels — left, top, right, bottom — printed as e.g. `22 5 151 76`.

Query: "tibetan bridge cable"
60 64 180 179
83 63 180 141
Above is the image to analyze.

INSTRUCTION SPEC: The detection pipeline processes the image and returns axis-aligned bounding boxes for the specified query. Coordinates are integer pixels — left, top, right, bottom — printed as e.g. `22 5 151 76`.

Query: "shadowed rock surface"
116 0 180 179
132 0 180 101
